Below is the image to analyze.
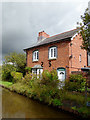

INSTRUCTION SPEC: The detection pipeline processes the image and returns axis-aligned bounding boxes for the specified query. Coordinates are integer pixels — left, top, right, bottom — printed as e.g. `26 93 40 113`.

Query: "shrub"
63 91 86 105
25 67 32 73
11 71 23 83
22 73 32 86
41 70 52 85
52 98 63 106
65 74 86 92
50 69 58 81
69 74 85 82
4 52 26 76
73 107 90 117
2 64 16 82
50 70 59 87
41 70 59 88
24 70 60 102
0 66 2 81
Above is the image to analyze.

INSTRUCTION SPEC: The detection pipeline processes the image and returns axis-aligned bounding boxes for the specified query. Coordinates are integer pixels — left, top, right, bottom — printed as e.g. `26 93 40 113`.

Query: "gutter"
23 37 71 51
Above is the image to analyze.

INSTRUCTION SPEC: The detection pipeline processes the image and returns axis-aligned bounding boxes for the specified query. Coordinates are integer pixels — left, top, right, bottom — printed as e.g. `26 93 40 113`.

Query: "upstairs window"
49 46 57 59
33 50 39 61
88 52 90 66
79 54 81 62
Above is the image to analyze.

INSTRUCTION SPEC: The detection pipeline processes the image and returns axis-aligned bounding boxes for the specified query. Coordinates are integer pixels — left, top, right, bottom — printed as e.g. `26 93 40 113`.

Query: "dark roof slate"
24 28 79 50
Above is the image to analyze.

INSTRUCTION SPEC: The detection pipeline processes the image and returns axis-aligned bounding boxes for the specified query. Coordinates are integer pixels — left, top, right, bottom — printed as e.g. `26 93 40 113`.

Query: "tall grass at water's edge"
0 80 13 87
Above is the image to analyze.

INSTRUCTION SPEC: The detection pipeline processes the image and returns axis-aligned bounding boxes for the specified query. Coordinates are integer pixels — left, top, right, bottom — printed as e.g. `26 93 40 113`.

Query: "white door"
57 68 66 82
57 71 65 81
57 68 66 88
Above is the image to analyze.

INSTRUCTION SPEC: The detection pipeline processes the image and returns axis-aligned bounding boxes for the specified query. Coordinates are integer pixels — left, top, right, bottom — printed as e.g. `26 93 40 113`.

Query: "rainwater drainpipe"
70 43 73 68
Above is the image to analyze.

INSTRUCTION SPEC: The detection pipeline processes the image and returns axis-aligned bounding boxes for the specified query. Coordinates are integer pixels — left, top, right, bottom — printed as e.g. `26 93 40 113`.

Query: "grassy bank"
0 80 90 118
0 81 13 87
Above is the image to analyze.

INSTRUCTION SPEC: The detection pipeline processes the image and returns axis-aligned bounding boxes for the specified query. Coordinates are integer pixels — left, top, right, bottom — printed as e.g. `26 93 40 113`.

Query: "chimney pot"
38 31 49 42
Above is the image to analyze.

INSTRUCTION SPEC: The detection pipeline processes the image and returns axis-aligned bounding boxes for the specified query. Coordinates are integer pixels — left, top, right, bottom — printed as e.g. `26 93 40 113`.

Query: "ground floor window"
32 68 43 78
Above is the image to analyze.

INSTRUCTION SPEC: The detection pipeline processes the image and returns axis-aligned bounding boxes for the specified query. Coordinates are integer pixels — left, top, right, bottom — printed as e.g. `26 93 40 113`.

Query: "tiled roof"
24 28 79 50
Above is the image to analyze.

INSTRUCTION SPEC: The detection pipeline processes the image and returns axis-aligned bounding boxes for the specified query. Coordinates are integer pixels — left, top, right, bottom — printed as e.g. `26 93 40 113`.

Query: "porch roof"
32 64 43 69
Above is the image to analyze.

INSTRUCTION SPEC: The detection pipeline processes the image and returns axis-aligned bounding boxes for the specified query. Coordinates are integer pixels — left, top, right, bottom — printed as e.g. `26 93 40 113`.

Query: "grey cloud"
2 1 88 60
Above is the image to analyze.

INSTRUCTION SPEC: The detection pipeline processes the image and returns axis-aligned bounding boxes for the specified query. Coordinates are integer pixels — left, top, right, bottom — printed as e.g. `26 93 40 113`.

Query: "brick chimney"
38 31 50 42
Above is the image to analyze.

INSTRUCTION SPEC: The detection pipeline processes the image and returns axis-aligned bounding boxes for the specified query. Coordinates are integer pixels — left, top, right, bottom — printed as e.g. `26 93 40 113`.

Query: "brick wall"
69 33 87 74
26 33 87 79
26 41 70 78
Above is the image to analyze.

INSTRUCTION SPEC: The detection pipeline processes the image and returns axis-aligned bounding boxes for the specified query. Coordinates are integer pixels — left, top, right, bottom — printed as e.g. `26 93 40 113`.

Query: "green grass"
71 106 90 117
63 91 90 105
0 81 13 87
77 107 90 115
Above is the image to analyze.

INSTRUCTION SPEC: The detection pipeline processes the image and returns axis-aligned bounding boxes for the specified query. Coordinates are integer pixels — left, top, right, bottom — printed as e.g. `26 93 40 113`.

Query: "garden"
0 52 90 118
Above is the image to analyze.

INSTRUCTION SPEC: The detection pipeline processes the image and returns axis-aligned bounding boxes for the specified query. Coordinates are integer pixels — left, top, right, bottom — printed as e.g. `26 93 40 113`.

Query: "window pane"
33 52 35 60
37 51 38 59
33 51 39 61
54 48 56 57
51 49 53 57
35 52 36 59
88 52 90 66
49 47 57 59
79 54 81 62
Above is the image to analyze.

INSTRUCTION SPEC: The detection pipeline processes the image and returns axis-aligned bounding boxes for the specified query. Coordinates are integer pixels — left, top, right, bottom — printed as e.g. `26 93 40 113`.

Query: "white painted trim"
79 54 82 62
33 50 39 61
49 47 57 59
71 32 78 40
71 30 81 40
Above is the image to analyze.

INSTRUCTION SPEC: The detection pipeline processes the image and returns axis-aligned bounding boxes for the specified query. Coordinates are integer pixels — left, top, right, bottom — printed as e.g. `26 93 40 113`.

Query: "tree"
3 52 26 75
0 65 2 81
2 64 16 82
77 8 90 52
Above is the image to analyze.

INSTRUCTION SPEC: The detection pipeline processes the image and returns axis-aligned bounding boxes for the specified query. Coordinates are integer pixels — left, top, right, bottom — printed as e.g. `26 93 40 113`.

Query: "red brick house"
24 29 87 81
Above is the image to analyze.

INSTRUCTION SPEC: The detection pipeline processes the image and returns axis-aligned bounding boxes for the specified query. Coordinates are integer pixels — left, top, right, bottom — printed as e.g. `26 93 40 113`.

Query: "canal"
2 88 80 119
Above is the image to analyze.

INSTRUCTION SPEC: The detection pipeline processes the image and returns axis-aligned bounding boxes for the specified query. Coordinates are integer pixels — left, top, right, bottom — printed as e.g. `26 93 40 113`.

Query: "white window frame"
79 54 81 62
88 52 90 66
49 47 57 59
33 50 39 61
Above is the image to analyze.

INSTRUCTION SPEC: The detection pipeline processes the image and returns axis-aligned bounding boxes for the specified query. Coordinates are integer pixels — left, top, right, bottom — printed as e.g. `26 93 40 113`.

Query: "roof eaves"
23 37 71 51
24 28 80 51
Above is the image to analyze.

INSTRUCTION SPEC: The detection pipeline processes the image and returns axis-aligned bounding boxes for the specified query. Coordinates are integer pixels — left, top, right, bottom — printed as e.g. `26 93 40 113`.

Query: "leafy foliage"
12 70 60 104
2 69 90 117
0 81 13 87
77 8 90 52
25 67 32 73
22 72 33 86
41 70 59 88
4 52 26 75
0 65 2 81
71 106 90 117
52 98 63 106
11 71 23 83
65 74 86 92
2 64 16 82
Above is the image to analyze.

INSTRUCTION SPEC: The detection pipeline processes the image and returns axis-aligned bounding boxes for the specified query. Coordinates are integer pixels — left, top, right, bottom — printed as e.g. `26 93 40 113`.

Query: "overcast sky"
1 0 90 64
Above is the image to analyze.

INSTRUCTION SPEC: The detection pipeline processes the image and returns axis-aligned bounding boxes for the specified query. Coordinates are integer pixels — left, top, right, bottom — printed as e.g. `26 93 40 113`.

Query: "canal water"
2 88 80 119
